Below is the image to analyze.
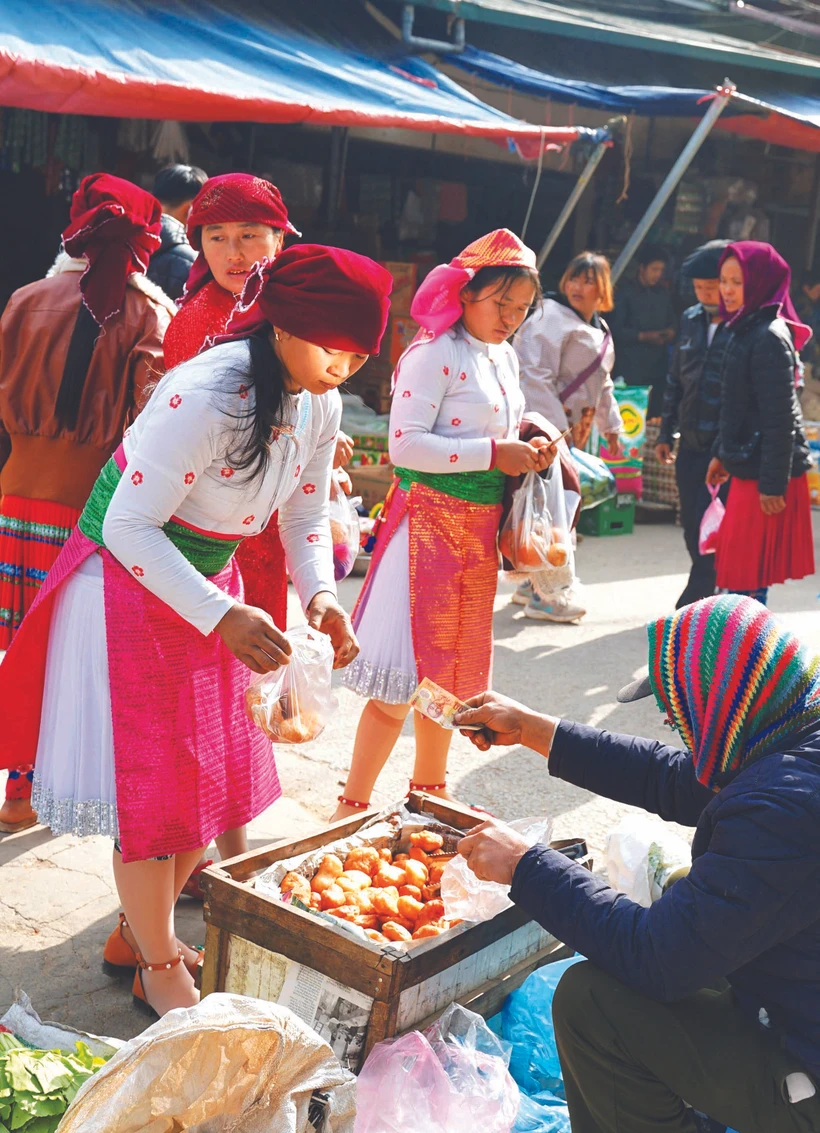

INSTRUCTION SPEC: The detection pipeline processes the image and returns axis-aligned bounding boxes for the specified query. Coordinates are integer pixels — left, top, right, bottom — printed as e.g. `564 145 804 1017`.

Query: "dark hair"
218 333 291 484
636 243 669 267
462 265 542 303
54 302 102 430
152 164 208 207
560 251 614 312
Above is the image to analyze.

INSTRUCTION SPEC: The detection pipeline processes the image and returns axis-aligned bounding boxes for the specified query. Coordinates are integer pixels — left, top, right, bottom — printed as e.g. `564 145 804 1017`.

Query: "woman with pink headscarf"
707 241 814 603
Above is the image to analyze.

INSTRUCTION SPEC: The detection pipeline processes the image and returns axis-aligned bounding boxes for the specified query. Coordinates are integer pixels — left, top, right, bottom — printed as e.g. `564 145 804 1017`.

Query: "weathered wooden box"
200 793 584 1069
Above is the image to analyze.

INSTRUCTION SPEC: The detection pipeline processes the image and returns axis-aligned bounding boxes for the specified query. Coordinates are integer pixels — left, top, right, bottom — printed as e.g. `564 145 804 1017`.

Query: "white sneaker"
511 579 533 606
524 588 587 624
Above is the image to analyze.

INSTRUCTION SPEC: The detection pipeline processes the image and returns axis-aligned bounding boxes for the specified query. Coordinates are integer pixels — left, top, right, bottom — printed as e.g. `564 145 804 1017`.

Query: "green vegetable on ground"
0 1034 108 1133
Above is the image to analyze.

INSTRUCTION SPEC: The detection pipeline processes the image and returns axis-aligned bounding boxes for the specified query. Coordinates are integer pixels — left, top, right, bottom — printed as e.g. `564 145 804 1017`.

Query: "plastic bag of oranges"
499 467 574 577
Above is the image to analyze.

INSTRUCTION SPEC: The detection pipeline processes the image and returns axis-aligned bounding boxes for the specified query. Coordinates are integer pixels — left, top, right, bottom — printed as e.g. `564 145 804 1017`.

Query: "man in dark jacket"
609 243 676 419
656 240 730 608
454 595 820 1133
146 164 207 301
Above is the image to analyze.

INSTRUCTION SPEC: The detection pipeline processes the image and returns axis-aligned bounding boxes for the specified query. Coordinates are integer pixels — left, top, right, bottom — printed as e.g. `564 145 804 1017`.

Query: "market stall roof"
447 45 820 153
0 0 585 149
400 0 820 79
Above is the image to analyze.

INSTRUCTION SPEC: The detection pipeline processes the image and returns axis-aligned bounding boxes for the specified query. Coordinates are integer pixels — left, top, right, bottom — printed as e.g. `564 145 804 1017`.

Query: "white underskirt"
31 554 119 838
341 515 418 704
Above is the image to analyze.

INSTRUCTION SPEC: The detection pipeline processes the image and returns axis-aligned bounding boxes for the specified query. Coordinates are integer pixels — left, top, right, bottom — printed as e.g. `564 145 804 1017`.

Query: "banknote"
409 677 481 730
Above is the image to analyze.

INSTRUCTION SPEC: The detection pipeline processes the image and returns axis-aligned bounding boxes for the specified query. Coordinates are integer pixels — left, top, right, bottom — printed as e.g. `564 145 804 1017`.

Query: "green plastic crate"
578 494 636 537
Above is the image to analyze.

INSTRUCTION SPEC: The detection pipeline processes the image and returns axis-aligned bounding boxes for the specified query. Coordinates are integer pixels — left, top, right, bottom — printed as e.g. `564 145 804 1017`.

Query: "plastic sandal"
103 913 203 978
131 949 185 1018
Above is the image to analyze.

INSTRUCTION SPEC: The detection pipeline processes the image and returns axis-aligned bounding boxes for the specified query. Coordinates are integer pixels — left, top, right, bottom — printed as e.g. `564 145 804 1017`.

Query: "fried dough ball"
344 847 381 876
281 872 311 904
381 921 412 943
321 884 347 911
354 914 381 930
397 895 424 924
415 898 445 930
410 830 444 853
412 920 448 940
393 853 409 866
403 859 429 887
371 888 400 919
378 848 393 863
337 869 372 894
399 884 422 901
353 889 376 914
365 929 388 944
309 892 323 910
373 863 407 889
421 883 441 903
310 854 344 893
327 904 360 922
428 861 447 885
408 847 429 865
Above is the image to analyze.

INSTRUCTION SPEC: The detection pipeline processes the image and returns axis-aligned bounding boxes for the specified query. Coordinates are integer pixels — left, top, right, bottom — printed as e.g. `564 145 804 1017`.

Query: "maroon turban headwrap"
213 245 393 356
62 173 162 326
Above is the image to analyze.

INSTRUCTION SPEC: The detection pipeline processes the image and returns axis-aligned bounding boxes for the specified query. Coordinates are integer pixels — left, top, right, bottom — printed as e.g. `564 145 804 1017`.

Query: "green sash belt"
394 465 506 505
78 458 241 577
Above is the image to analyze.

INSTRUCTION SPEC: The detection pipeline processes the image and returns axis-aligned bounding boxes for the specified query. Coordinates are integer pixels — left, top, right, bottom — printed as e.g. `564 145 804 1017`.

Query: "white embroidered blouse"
388 325 524 472
102 340 339 636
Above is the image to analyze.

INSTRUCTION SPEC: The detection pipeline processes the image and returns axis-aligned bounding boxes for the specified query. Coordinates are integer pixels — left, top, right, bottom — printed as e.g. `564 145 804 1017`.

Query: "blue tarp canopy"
447 44 820 152
0 0 583 149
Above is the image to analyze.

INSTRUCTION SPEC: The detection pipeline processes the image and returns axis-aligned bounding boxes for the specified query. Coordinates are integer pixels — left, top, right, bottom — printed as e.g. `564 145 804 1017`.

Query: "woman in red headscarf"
707 241 815 603
0 245 391 1016
0 173 175 833
335 230 554 820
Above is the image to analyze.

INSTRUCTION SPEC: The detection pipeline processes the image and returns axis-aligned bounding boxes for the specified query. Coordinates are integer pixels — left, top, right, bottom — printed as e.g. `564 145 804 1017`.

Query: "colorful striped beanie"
647 595 820 790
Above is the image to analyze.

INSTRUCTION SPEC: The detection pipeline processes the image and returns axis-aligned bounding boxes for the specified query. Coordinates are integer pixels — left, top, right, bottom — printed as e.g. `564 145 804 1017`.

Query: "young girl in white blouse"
0 246 392 1017
336 230 553 818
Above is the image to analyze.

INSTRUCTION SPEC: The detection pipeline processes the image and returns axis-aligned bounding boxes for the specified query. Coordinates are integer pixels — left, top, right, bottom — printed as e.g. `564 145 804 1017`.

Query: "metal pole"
611 83 735 285
537 136 611 269
805 153 820 272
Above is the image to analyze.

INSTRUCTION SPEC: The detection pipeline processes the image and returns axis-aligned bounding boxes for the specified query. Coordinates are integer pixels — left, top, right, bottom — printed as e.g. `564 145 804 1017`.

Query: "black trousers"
553 962 820 1133
674 446 727 609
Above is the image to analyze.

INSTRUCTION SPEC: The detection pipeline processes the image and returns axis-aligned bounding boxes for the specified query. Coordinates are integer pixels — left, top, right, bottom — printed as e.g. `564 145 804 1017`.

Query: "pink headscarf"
719 240 812 354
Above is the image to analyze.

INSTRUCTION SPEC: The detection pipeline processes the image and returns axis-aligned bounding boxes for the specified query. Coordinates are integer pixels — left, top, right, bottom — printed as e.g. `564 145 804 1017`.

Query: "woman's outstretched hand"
454 690 556 755
307 591 359 669
215 603 292 675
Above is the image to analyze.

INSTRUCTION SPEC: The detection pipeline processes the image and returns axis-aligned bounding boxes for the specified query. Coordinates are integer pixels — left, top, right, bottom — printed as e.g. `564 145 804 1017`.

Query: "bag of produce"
329 472 362 582
245 625 335 744
569 447 617 511
499 469 572 576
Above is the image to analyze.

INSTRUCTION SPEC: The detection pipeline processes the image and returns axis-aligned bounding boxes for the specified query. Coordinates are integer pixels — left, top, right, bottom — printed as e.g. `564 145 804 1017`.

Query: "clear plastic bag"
245 625 336 744
500 468 574 577
698 484 725 555
355 1004 519 1133
441 817 553 923
606 815 692 907
329 472 362 581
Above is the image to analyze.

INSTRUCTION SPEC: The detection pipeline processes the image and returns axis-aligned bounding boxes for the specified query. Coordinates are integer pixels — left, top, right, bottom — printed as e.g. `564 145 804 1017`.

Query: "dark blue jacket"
510 719 820 1076
658 304 728 452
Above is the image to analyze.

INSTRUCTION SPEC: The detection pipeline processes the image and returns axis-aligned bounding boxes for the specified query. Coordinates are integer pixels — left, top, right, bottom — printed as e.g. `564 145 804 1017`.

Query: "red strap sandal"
179 858 214 901
132 949 185 1017
336 795 371 811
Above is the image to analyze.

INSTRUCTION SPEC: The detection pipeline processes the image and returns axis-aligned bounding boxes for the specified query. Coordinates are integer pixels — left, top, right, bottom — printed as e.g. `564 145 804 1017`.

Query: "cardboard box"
388 315 420 368
380 261 418 315
349 462 395 510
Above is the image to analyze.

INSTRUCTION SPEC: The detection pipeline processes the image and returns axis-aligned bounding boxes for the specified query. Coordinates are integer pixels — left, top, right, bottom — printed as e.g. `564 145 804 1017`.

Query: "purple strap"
558 330 612 405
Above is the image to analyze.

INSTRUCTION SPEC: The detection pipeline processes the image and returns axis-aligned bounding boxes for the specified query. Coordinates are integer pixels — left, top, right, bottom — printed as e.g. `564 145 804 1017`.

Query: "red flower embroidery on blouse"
184 471 195 485
294 464 301 477
220 467 235 479
451 418 461 427
169 394 182 409
306 533 320 544
449 453 459 464
302 483 316 494
460 371 467 381
402 390 412 398
394 429 403 438
443 366 450 376
242 515 255 525
130 471 143 486
131 565 144 577
493 405 500 413
239 385 249 400
500 385 507 396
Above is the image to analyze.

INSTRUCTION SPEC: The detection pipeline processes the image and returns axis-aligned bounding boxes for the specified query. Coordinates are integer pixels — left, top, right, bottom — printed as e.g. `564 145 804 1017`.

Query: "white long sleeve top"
514 298 621 435
389 325 524 472
102 340 339 636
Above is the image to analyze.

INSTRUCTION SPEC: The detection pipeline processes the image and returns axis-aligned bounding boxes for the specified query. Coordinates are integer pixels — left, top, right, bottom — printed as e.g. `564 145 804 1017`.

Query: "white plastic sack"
606 815 692 907
58 994 356 1133
441 817 553 923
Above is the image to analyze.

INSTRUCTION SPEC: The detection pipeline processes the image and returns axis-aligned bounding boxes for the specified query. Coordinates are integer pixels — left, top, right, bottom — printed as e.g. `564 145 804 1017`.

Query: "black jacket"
659 304 729 452
609 278 676 387
716 307 811 497
146 214 196 302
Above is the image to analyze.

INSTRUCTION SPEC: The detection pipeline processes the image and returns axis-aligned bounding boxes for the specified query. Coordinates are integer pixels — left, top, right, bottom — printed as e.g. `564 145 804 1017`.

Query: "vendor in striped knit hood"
453 594 820 1133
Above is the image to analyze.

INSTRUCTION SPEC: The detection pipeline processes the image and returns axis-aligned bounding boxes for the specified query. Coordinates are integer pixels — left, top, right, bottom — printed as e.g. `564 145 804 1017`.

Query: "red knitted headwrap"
62 173 162 326
212 245 393 355
180 173 300 306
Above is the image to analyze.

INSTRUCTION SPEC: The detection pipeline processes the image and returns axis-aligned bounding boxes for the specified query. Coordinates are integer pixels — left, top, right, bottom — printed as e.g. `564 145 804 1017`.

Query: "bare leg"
113 846 201 1015
410 714 454 799
332 699 409 820
214 826 248 861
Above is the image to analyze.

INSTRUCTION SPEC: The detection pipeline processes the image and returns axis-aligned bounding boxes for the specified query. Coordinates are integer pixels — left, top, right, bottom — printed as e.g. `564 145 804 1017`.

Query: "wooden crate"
200 793 583 1069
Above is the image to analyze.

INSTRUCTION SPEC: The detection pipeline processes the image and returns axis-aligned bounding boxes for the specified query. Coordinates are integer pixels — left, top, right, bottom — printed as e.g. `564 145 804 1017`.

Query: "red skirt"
234 513 288 630
715 474 815 591
0 495 81 650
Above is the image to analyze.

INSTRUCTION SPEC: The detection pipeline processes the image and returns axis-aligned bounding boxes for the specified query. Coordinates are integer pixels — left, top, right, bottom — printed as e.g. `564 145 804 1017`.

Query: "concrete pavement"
2 516 818 1040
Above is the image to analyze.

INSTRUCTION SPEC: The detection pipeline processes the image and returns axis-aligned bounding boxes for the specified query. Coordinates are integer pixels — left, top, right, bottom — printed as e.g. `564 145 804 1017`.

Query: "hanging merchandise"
569 448 616 511
116 118 151 154
152 120 190 164
599 383 649 498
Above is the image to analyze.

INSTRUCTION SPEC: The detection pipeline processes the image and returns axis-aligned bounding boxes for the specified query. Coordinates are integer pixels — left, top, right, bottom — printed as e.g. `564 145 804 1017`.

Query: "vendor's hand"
655 442 675 465
333 431 354 469
307 590 359 669
760 493 787 515
495 440 543 476
457 818 531 886
215 603 292 675
706 457 730 486
454 690 546 752
604 431 623 458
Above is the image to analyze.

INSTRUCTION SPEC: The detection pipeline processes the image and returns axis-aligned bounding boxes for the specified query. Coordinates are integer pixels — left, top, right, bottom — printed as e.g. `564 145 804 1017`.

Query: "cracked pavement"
2 518 818 1041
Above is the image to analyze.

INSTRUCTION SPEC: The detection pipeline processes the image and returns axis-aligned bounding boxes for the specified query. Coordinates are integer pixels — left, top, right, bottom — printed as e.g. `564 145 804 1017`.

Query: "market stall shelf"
199 793 585 1069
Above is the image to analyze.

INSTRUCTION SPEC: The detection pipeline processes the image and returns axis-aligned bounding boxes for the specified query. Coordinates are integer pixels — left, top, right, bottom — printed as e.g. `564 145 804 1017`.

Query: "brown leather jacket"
0 257 175 510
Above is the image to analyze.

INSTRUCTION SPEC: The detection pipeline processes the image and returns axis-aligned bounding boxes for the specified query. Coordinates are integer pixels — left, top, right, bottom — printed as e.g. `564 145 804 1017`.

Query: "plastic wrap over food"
245 625 335 744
